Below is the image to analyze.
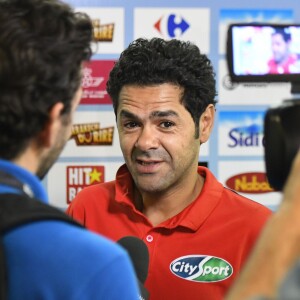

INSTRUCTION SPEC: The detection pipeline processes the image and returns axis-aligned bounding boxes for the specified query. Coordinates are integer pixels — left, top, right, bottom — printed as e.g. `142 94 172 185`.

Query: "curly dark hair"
107 38 217 136
0 0 93 160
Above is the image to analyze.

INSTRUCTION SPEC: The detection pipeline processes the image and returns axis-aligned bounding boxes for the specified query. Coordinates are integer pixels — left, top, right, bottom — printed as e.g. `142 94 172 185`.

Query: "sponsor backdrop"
45 0 300 211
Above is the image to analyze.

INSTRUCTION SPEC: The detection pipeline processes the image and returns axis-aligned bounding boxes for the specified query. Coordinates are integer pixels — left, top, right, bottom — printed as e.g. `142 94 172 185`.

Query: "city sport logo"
66 166 104 203
154 14 189 38
226 172 274 194
70 122 114 146
170 255 233 283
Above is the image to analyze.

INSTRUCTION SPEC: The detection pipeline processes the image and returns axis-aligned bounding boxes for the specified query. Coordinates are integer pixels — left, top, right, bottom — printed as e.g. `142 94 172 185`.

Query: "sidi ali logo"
170 255 233 283
226 172 274 194
66 166 104 203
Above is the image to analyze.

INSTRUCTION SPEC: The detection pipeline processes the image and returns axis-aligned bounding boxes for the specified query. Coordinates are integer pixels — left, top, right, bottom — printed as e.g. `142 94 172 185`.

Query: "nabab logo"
226 172 274 194
170 255 233 283
154 14 189 38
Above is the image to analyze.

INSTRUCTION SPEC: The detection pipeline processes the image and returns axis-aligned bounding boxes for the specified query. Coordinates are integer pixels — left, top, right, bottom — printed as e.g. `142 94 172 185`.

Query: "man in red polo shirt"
67 38 272 300
267 28 300 74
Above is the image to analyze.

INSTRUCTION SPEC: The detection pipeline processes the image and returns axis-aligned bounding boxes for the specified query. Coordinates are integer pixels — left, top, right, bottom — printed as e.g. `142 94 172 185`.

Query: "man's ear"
199 104 215 144
38 102 65 148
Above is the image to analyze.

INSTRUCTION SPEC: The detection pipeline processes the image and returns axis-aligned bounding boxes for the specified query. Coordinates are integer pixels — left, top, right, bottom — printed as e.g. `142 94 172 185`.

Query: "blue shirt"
0 159 139 300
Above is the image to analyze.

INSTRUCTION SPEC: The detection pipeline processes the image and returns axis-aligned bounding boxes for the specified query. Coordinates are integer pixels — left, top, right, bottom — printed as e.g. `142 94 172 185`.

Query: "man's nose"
134 126 159 151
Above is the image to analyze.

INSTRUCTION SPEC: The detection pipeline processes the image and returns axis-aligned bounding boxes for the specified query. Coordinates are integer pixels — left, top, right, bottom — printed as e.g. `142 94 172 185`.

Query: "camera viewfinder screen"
231 25 300 76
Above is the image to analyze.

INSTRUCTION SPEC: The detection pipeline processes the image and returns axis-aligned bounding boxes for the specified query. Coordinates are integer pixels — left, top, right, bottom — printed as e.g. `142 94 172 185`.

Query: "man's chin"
36 140 66 180
36 165 52 180
135 179 166 194
36 152 61 180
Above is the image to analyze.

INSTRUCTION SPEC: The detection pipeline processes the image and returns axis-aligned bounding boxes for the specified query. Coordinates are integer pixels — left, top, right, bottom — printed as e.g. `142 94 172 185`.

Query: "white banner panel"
218 110 265 156
218 60 292 105
134 8 210 53
60 110 122 158
218 160 281 211
47 161 123 208
76 7 124 54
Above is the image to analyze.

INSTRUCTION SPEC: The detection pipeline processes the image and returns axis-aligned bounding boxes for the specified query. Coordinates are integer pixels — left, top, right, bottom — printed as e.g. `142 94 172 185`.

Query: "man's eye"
124 122 139 128
160 121 174 128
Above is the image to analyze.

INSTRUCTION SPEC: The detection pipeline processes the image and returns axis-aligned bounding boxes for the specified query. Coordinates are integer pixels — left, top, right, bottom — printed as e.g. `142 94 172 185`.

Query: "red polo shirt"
268 54 298 74
67 165 272 300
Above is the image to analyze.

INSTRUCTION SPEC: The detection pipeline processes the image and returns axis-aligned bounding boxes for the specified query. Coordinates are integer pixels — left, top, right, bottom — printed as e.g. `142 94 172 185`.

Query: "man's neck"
12 146 39 175
135 174 204 226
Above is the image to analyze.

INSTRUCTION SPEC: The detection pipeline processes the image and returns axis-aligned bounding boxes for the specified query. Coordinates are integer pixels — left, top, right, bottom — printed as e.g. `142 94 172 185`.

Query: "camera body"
226 23 300 191
264 100 300 190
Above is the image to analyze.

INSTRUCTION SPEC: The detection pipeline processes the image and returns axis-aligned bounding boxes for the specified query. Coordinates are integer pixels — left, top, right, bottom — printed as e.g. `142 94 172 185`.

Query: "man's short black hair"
0 0 93 159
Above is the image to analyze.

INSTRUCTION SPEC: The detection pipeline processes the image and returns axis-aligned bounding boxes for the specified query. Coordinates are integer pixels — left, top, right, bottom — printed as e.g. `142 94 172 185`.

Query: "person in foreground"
67 37 272 300
0 0 139 299
225 149 300 300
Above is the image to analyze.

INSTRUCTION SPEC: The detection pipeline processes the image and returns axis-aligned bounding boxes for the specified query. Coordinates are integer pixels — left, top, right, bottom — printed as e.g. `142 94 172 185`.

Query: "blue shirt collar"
0 159 48 203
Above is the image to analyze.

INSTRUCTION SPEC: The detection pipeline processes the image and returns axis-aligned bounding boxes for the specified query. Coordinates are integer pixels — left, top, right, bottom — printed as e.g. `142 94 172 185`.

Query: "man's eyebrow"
119 110 139 119
119 109 179 119
150 110 179 118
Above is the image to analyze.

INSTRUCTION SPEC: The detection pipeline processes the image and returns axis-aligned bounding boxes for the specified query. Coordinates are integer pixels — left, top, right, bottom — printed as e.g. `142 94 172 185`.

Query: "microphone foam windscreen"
117 236 149 284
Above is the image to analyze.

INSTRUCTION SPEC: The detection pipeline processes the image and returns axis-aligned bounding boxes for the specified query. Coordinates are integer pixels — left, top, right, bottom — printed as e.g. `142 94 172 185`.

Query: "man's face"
116 83 203 194
271 33 290 63
36 88 82 179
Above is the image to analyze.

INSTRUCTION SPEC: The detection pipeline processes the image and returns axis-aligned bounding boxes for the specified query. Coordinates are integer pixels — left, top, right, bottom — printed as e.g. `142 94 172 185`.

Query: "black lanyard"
0 170 29 196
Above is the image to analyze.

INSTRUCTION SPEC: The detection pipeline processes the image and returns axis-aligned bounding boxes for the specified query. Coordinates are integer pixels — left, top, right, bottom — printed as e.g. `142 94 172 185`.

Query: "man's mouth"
137 160 158 165
135 159 163 173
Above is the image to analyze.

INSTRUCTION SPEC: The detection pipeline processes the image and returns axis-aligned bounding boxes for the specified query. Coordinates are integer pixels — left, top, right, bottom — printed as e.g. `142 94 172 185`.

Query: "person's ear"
199 104 215 144
39 102 65 148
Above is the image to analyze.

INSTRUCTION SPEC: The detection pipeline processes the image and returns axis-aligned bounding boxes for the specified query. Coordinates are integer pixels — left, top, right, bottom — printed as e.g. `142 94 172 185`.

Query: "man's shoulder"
7 218 128 276
221 186 272 216
81 179 115 194
198 166 272 215
72 179 116 202
59 222 128 264
4 219 136 299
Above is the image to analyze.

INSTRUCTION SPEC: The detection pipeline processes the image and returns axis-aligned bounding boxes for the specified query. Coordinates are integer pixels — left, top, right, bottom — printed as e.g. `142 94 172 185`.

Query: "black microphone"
117 236 150 300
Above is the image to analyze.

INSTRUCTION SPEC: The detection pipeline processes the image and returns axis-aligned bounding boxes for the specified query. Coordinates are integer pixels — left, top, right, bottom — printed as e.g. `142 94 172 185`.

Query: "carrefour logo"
170 255 233 282
154 14 190 38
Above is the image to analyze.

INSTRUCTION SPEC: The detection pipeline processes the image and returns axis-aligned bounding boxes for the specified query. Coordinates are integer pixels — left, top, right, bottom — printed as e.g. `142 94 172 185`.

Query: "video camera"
226 23 300 191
